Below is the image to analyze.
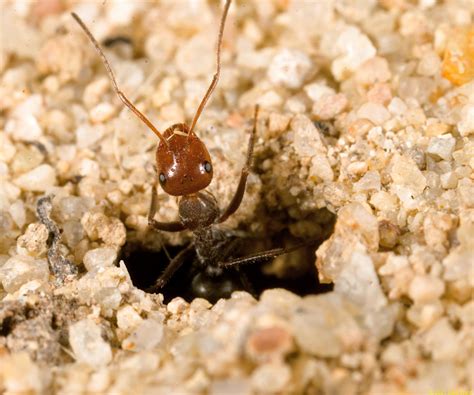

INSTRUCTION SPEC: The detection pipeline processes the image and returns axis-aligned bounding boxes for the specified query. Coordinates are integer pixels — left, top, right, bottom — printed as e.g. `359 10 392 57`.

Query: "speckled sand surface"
0 1 473 394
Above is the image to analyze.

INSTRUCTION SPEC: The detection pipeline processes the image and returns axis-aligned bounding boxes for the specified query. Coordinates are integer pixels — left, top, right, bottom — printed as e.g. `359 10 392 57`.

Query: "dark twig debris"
36 195 78 284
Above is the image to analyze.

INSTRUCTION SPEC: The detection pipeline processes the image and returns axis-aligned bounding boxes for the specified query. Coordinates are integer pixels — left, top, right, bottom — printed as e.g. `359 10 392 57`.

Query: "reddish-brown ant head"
156 123 213 196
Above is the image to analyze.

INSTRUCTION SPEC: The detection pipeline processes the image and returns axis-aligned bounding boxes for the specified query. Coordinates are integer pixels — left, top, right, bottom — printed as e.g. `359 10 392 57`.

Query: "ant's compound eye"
159 173 166 185
203 161 212 173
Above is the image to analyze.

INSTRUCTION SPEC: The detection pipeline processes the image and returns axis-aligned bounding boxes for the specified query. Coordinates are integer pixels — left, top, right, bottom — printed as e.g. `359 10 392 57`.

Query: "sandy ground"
0 0 473 394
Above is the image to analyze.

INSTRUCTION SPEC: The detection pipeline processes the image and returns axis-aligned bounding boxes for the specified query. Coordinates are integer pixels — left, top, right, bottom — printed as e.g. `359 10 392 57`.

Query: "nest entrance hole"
121 236 334 304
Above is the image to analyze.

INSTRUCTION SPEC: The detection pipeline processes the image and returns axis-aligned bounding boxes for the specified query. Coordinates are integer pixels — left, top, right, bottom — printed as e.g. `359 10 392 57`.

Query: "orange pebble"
441 27 474 86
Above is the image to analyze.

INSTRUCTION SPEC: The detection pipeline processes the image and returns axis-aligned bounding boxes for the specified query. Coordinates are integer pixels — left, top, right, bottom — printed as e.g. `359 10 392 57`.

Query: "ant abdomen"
191 271 242 302
156 123 213 196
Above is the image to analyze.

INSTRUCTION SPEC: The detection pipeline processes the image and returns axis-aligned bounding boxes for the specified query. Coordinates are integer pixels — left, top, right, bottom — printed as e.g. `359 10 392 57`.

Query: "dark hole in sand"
121 233 334 304
0 315 14 337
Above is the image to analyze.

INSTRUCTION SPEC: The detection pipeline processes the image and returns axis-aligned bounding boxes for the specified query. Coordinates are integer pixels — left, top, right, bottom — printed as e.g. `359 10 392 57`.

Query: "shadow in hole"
121 239 333 304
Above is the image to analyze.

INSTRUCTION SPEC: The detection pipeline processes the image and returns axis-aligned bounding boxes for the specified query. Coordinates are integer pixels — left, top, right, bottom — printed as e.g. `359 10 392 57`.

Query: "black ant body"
73 1 307 301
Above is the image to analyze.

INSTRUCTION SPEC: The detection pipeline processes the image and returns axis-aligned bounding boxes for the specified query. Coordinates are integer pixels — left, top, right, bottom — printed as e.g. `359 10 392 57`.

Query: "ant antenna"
188 0 232 137
71 12 168 147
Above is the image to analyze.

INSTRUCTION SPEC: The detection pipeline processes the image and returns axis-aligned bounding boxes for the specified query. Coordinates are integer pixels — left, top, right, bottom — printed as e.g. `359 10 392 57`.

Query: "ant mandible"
72 1 304 301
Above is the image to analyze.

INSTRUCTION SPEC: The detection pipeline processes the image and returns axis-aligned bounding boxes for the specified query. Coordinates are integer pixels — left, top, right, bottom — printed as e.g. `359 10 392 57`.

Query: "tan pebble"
81 212 126 247
390 154 426 196
353 170 381 192
426 134 456 161
405 107 426 127
457 181 474 208
417 51 441 77
440 172 458 189
32 0 64 19
355 56 392 85
379 220 400 248
117 305 143 332
268 112 291 136
0 134 16 162
310 155 334 182
43 109 73 142
285 96 307 113
331 27 376 80
348 118 374 137
257 90 283 108
268 48 313 89
76 124 105 149
89 102 116 123
347 161 368 176
446 279 471 303
367 82 392 105
106 190 123 205
77 159 100 178
388 97 408 115
381 343 405 366
388 267 415 299
0 255 49 293
370 191 398 212
225 111 245 129
425 120 450 137
83 78 109 108
83 247 117 272
124 215 148 231
11 144 44 174
100 217 126 247
69 319 112 367
399 11 429 37
423 212 453 250
9 200 26 228
251 361 291 393
421 318 459 360
16 223 49 257
176 33 214 78
118 180 133 195
36 34 92 83
152 77 179 108
357 102 391 125
441 26 474 86
379 254 409 276
406 302 443 328
304 83 334 102
190 298 212 312
0 353 44 393
14 164 57 192
167 297 189 315
42 75 60 94
246 326 293 362
458 103 474 137
312 93 348 120
408 275 445 304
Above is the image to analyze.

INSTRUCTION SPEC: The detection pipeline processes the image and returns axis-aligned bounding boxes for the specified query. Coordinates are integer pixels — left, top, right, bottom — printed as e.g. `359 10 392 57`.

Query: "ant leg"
218 242 311 269
148 185 186 232
218 105 259 223
235 267 257 297
146 243 195 292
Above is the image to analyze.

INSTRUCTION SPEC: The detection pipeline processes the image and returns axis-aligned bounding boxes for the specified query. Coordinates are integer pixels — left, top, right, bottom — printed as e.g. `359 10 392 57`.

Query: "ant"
72 1 308 301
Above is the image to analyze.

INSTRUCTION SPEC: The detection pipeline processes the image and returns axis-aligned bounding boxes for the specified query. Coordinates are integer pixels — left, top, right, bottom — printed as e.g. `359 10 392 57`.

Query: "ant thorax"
178 192 220 230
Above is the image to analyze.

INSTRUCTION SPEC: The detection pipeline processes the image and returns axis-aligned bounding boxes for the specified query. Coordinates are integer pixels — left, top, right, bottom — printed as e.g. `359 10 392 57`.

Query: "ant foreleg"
235 267 257 297
148 185 186 232
146 243 195 292
218 105 259 223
